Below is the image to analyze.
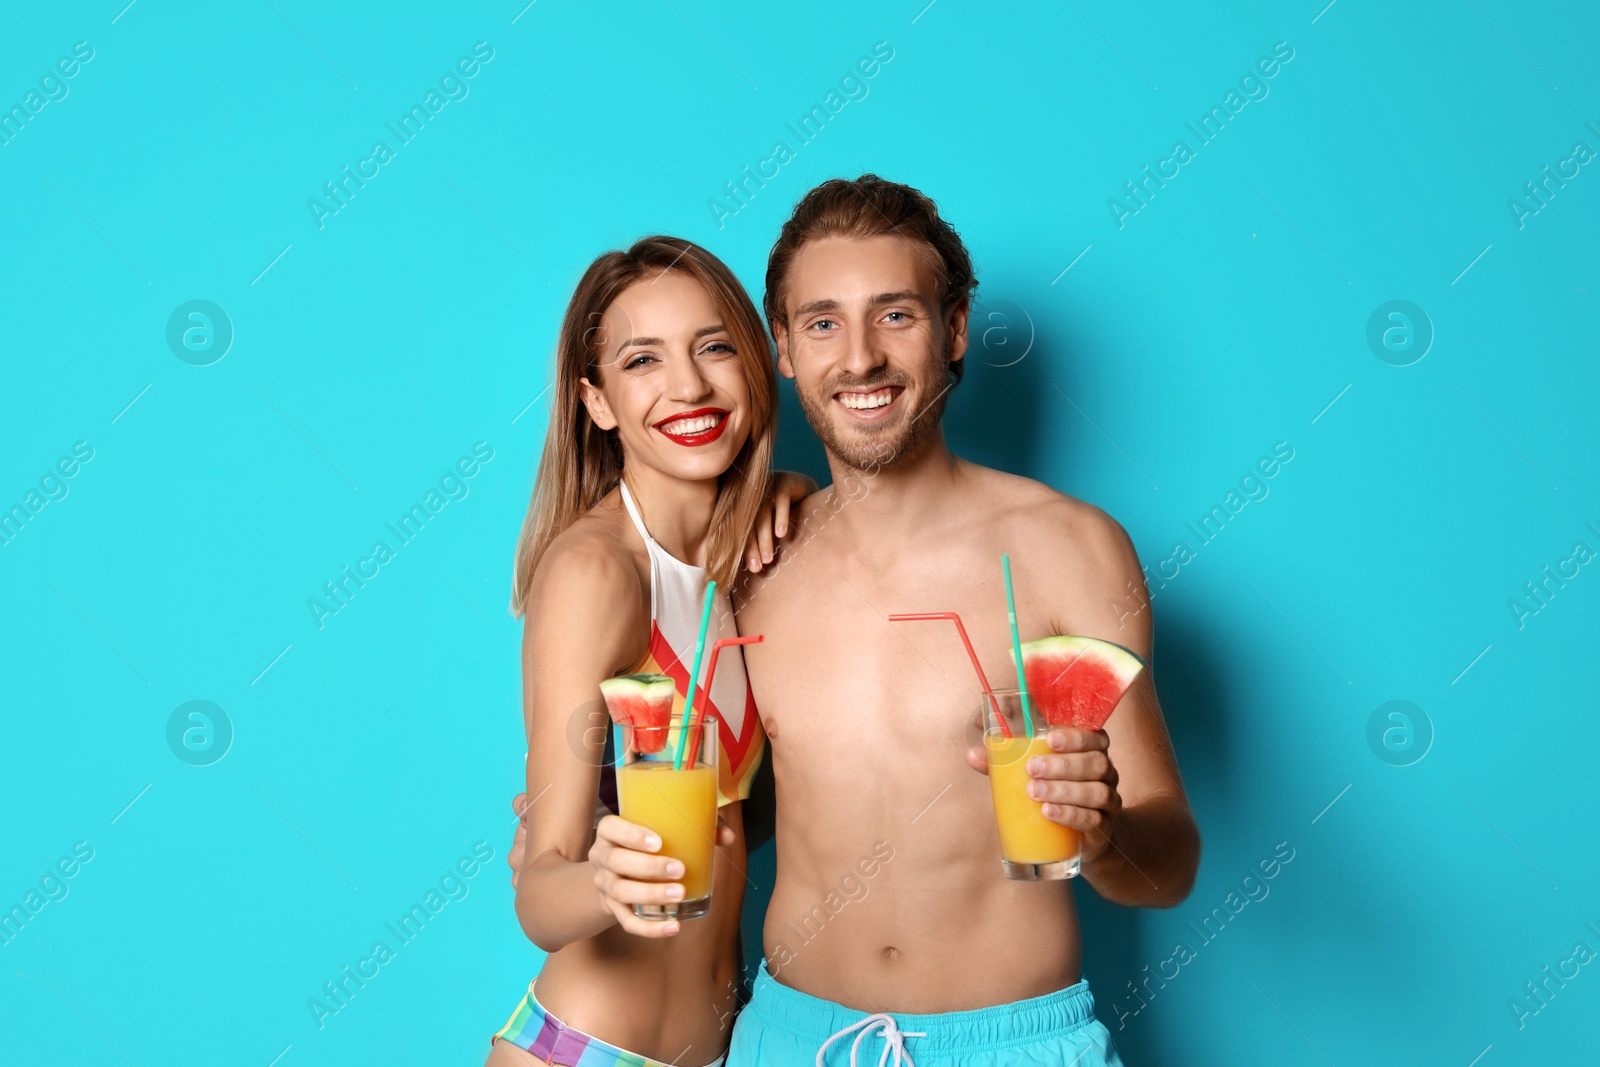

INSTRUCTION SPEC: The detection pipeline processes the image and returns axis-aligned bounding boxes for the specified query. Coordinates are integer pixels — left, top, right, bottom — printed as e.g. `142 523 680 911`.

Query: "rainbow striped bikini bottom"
494 982 726 1067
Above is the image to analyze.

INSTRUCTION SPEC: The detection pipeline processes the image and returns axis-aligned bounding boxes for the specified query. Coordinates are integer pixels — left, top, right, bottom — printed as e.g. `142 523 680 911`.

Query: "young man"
514 176 1200 1065
724 176 1199 1065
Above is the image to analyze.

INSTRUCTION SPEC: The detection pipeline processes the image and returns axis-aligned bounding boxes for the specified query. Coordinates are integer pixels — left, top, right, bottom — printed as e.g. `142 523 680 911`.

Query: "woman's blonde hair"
511 236 776 616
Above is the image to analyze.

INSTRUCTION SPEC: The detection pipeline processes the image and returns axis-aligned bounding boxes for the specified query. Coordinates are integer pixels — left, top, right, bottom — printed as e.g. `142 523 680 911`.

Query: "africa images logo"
1107 41 1295 229
306 442 494 629
306 42 495 230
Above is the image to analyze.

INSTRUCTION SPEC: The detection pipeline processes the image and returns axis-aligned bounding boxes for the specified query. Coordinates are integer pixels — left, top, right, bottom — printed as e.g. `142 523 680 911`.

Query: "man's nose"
664 349 713 403
839 325 885 380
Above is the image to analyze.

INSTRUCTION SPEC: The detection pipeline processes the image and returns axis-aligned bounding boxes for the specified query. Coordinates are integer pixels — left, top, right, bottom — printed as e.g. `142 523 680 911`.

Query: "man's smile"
834 385 904 420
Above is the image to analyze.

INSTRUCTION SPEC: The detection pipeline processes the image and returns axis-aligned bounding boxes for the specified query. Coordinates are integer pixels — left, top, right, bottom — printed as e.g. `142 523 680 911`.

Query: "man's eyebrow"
868 290 924 307
614 324 728 349
792 292 926 318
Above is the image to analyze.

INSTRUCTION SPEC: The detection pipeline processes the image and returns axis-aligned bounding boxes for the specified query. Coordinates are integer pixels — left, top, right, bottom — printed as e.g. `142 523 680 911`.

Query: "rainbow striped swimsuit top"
603 481 765 810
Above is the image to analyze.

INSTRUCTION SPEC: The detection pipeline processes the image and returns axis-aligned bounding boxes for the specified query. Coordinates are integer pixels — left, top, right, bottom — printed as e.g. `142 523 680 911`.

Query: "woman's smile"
653 407 730 447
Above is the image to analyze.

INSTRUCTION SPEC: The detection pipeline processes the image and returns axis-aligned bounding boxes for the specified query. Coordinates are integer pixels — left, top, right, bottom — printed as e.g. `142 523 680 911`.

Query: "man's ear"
946 297 970 369
773 321 796 380
578 377 618 430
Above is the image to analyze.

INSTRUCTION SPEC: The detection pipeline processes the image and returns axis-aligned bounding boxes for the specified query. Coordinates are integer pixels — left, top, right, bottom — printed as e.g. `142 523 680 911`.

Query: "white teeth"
839 389 896 410
661 413 721 435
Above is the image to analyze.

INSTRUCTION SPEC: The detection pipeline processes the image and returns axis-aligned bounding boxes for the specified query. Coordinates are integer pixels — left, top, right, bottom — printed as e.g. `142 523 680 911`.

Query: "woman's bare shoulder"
527 498 646 619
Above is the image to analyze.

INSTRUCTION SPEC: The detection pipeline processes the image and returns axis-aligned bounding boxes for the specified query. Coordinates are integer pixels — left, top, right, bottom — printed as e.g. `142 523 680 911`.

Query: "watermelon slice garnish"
598 672 675 755
1021 636 1145 731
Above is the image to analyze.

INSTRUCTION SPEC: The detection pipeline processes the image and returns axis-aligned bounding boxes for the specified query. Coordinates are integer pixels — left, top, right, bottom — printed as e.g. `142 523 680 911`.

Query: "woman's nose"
664 350 712 402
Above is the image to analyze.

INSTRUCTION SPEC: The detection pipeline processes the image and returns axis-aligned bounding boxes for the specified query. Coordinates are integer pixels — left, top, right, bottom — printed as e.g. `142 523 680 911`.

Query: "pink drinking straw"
888 613 1012 738
684 635 763 768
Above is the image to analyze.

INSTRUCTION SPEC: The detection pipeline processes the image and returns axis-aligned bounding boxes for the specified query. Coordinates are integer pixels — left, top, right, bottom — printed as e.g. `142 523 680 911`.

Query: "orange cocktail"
985 690 1081 880
617 712 718 919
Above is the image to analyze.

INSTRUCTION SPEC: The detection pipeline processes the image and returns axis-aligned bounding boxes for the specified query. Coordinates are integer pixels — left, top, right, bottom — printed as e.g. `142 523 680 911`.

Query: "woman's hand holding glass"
508 792 735 938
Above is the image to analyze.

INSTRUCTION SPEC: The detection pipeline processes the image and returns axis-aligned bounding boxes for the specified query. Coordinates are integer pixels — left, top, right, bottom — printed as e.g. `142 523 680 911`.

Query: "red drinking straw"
684 635 764 768
888 613 1012 738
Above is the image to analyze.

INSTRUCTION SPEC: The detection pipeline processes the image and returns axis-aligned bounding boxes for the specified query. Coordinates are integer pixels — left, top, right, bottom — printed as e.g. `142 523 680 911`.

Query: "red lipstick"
653 407 730 447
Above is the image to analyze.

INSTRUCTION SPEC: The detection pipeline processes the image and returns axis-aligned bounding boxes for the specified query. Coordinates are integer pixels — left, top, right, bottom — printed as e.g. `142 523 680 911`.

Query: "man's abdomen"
763 793 1083 1014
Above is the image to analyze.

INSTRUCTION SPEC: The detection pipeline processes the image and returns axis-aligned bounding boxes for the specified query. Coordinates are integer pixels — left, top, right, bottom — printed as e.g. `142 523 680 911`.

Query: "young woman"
488 236 805 1067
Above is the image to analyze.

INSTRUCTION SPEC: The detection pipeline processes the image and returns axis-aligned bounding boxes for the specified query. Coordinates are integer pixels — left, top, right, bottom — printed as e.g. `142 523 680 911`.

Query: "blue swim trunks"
727 960 1125 1066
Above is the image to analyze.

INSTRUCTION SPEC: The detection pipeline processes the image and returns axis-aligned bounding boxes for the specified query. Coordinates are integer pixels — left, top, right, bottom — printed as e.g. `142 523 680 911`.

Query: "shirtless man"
514 176 1200 1065
722 176 1199 1065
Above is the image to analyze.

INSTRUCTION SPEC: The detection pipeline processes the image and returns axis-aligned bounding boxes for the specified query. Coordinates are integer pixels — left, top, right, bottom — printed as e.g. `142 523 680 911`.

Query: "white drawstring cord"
815 1012 926 1067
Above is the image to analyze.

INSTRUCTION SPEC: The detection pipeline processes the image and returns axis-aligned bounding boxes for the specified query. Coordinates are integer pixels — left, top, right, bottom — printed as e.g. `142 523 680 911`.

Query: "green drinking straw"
1001 553 1036 739
672 580 718 770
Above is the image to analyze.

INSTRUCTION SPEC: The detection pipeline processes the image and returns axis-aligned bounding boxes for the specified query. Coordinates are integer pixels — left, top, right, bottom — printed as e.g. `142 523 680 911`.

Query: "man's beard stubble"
794 343 956 474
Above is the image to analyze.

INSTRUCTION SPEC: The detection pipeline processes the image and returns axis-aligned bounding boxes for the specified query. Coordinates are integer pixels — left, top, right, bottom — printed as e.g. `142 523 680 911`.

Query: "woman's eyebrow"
615 324 728 350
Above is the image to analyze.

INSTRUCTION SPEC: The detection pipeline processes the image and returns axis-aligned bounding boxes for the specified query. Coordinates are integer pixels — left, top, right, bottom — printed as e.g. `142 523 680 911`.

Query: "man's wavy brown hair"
763 174 977 385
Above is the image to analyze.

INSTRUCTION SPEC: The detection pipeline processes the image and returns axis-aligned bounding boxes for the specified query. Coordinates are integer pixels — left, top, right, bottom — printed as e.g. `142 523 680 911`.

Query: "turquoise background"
3 1 1597 1064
